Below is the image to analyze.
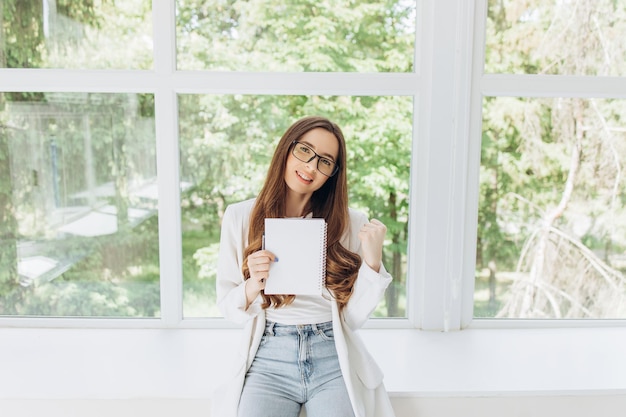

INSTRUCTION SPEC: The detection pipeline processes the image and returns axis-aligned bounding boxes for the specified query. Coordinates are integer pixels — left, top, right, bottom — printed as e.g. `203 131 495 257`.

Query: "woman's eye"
299 145 311 153
320 158 332 167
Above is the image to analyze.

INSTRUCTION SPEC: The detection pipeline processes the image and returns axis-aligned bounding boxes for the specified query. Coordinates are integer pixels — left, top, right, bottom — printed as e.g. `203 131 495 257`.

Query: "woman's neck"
285 192 311 218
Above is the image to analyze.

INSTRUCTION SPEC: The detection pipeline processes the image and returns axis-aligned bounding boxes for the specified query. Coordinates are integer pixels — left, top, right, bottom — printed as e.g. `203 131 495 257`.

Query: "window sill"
1 326 625 399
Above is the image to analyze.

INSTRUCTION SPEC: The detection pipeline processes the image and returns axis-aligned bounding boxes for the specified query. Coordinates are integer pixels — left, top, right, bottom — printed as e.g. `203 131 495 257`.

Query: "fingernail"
274 257 279 262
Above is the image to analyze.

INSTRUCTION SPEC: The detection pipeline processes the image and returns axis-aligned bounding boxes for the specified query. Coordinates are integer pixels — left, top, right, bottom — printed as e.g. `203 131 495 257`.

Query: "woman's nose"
304 156 319 171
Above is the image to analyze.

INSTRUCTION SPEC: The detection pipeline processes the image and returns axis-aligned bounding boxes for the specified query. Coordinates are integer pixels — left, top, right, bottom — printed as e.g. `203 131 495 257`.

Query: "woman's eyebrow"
300 140 336 160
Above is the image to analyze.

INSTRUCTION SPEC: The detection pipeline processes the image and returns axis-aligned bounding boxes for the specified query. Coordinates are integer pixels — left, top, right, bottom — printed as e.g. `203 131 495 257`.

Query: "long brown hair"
242 116 362 311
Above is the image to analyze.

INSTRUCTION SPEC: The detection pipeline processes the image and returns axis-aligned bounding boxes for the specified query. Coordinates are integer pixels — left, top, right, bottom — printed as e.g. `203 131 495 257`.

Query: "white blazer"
212 198 395 417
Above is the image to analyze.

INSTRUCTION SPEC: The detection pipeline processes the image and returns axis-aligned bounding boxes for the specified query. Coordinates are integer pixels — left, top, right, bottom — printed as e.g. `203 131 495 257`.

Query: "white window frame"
467 0 626 329
0 0 422 329
0 0 624 332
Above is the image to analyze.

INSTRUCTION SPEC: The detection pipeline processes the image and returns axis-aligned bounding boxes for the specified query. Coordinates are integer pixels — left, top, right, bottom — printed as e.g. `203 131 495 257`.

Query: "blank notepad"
263 218 328 295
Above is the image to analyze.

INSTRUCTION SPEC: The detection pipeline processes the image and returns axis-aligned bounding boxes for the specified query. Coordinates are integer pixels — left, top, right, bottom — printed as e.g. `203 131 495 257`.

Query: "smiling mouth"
296 170 313 183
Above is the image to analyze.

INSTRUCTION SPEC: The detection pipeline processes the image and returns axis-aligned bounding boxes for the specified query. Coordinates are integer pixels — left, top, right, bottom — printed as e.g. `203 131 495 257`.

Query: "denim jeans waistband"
265 320 333 336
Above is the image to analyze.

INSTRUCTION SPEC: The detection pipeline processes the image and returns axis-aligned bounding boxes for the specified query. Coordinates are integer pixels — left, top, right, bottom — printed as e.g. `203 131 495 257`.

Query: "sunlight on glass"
485 0 626 75
178 94 412 318
0 92 159 317
475 96 626 319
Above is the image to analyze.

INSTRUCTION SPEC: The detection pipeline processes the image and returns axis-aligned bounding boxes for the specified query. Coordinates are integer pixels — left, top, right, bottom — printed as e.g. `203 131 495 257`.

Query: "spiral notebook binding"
319 221 328 292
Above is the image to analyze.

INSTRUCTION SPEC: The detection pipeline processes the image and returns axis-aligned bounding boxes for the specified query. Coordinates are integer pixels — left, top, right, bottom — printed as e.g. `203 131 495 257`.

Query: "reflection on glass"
1 0 152 69
475 97 626 319
178 94 412 318
175 0 416 72
485 0 626 76
0 92 159 317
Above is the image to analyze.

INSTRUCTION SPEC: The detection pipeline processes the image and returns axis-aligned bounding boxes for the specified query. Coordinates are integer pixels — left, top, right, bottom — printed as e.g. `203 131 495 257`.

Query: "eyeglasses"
291 141 339 177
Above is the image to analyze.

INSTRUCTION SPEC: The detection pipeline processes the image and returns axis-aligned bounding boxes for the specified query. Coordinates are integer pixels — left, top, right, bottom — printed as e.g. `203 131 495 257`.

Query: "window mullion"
153 0 183 327
416 0 476 331
461 0 489 328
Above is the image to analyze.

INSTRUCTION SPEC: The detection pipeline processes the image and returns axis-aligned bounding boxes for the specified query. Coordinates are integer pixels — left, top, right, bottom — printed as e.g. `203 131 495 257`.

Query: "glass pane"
1 0 152 69
179 94 412 318
485 0 626 76
0 92 159 317
475 96 626 319
175 0 416 72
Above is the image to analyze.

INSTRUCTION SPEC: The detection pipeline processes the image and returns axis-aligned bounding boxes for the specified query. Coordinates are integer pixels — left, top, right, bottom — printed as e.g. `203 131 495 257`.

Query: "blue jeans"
238 321 355 417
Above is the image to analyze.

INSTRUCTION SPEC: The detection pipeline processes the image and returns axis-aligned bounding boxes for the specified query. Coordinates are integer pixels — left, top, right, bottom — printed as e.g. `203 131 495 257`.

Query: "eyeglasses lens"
292 143 337 177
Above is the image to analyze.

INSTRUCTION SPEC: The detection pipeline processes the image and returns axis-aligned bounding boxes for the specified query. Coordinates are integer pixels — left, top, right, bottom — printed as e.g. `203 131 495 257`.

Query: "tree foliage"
176 0 414 72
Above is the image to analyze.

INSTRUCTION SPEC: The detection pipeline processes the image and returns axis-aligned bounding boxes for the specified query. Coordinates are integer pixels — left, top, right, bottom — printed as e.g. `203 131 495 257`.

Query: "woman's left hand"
358 219 387 272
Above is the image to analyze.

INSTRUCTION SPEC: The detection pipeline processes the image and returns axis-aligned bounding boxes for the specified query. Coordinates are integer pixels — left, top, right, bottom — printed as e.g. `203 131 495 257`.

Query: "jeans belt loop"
266 321 276 336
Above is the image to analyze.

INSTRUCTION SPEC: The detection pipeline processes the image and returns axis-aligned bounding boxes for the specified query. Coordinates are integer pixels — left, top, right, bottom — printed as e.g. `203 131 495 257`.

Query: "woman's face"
284 128 339 198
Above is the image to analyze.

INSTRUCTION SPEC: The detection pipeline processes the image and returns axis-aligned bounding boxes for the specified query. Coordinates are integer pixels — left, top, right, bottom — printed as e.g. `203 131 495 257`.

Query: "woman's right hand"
245 250 276 305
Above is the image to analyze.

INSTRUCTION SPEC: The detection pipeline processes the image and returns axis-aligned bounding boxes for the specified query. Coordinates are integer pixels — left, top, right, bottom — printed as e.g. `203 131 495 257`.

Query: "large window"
474 0 626 319
0 92 158 317
1 0 416 322
0 0 156 318
4 0 624 328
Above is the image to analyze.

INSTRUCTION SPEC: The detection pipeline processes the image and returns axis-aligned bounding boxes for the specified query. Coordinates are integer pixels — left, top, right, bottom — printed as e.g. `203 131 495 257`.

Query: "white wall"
2 326 625 416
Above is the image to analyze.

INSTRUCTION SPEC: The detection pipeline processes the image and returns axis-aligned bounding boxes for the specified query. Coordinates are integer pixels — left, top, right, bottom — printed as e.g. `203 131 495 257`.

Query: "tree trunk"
112 110 129 228
488 260 497 311
518 100 583 317
386 191 400 317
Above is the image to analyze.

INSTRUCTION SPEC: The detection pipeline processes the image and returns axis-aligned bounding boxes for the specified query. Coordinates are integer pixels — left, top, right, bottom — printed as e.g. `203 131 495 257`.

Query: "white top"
265 293 333 325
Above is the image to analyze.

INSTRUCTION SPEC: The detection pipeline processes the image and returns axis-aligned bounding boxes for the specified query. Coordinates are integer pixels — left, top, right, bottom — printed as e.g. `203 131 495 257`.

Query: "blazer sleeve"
341 209 393 330
216 203 264 324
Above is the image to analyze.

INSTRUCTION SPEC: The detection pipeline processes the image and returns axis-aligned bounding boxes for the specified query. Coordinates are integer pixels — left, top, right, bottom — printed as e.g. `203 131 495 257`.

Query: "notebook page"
263 218 327 295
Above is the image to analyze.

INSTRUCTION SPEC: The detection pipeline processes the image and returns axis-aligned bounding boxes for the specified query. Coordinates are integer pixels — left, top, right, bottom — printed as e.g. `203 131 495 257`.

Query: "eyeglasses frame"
290 140 339 177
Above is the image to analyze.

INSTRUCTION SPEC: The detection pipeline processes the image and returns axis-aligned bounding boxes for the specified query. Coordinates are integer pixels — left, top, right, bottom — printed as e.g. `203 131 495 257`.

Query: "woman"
213 116 395 417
